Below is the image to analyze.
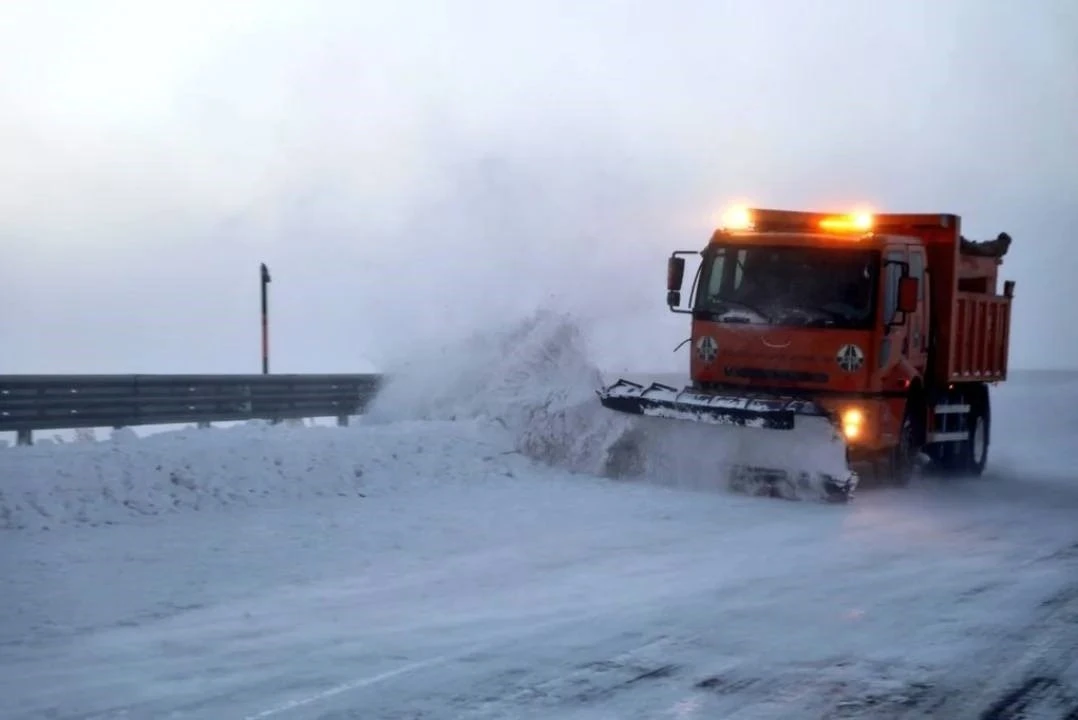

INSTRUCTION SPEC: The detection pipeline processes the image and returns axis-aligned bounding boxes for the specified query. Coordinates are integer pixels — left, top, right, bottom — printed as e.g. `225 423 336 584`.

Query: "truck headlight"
841 408 864 440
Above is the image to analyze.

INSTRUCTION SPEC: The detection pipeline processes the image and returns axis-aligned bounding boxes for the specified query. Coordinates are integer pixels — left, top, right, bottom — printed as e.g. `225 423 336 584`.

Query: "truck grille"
723 367 830 384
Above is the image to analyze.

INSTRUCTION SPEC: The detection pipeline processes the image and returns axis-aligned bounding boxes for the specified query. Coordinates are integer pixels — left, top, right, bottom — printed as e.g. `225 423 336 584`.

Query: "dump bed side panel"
950 293 1011 382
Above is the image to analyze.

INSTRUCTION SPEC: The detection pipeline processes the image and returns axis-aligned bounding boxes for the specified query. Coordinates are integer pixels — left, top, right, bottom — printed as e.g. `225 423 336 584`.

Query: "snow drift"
0 419 539 530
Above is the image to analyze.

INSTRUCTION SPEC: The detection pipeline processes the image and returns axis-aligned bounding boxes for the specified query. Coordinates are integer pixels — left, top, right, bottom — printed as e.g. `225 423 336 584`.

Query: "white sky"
2 0 1076 374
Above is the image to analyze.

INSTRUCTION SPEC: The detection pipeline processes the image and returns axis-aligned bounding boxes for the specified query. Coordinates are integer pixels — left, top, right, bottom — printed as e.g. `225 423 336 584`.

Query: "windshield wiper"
712 298 772 323
776 304 865 328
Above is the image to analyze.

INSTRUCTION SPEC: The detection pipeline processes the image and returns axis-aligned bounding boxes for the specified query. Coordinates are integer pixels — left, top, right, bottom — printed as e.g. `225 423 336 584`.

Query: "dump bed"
875 214 1014 385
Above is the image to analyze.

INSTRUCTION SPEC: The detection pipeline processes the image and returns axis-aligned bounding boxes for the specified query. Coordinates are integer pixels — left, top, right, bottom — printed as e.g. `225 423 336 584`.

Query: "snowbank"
0 419 528 531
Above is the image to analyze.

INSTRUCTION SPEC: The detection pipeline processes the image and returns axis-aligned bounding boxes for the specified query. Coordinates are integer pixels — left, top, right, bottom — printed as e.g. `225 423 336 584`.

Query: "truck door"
907 247 928 373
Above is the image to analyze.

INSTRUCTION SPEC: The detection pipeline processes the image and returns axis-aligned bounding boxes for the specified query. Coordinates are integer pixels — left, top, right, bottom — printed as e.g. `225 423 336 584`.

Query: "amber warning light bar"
715 206 952 234
719 206 876 234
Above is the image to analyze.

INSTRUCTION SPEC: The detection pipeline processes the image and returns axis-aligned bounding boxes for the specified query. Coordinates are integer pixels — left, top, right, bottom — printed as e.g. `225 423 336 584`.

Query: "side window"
705 248 747 297
883 249 905 323
909 249 925 301
706 251 727 297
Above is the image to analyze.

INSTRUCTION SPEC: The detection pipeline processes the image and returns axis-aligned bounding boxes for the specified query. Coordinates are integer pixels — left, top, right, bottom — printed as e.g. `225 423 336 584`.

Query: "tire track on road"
898 549 1078 719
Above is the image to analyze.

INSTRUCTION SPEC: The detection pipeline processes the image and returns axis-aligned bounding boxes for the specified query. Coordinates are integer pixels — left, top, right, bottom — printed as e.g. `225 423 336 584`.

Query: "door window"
909 249 925 301
883 249 905 324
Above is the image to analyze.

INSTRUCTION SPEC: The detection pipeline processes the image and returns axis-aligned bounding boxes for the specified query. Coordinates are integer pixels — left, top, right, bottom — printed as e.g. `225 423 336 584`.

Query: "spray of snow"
366 309 850 489
365 309 633 476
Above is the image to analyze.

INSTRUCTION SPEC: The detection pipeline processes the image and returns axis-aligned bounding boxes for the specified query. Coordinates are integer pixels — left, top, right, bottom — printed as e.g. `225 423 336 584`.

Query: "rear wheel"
927 385 990 477
958 403 990 476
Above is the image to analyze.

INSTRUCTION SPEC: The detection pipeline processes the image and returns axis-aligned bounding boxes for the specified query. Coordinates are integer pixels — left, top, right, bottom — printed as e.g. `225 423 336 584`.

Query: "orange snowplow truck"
597 207 1015 502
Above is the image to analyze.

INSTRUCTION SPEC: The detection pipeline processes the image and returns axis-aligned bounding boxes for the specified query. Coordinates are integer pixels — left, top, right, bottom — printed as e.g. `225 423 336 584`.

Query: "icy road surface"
3 318 1078 719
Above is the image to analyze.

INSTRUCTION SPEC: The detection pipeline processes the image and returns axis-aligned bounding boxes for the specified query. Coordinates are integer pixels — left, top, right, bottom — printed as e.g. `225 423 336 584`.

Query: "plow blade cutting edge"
596 379 858 503
596 379 829 429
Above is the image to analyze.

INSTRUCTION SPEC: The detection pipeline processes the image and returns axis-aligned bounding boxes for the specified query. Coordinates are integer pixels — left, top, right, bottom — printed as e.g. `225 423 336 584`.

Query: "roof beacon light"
720 206 754 231
819 212 874 233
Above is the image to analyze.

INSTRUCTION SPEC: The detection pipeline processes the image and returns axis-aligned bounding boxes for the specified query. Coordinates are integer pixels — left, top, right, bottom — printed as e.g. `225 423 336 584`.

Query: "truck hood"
689 319 874 392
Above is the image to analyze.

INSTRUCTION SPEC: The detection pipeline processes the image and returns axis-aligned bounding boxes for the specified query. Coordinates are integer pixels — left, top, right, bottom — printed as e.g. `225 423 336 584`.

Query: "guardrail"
0 374 385 446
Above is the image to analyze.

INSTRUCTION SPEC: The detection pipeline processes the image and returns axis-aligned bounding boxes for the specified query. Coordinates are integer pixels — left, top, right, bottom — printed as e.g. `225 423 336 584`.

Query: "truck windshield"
694 244 879 329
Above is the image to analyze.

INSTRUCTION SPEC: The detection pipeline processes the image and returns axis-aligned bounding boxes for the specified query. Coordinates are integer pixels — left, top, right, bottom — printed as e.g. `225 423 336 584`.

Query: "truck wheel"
959 404 990 476
889 409 919 486
927 389 989 477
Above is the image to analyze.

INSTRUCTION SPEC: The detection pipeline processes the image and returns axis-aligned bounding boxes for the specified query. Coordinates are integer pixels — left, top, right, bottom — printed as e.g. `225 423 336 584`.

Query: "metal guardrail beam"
0 374 385 445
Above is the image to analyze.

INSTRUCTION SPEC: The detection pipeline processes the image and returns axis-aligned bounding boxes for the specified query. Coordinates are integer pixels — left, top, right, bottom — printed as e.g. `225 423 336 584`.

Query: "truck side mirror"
897 276 918 313
667 256 685 292
667 256 686 308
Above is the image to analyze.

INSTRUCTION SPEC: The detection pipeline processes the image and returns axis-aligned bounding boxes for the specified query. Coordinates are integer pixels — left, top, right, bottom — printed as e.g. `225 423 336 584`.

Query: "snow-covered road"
5 432 1078 719
3 318 1078 719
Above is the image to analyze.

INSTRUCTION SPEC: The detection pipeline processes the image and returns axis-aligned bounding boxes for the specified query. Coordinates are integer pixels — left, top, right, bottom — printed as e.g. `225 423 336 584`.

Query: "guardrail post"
261 263 271 375
16 429 33 446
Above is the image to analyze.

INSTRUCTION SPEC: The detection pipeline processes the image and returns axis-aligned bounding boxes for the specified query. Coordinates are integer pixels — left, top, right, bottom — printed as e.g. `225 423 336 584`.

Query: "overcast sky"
2 0 1075 375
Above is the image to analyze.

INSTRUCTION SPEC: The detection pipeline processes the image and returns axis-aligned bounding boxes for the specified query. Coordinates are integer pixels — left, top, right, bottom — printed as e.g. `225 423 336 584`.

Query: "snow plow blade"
596 379 858 503
596 379 829 430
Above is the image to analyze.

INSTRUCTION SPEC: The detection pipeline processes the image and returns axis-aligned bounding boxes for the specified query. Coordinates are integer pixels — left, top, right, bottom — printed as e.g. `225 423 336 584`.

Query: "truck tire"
927 387 990 477
959 402 990 476
889 405 920 486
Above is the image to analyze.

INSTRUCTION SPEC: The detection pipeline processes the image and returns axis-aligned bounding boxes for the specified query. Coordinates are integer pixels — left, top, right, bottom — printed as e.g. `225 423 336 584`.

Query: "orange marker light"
819 212 874 233
720 206 754 231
